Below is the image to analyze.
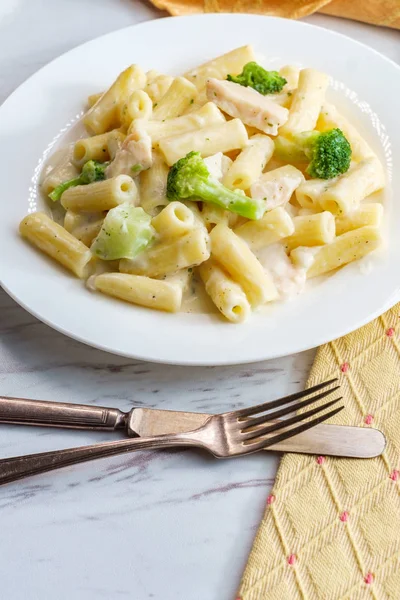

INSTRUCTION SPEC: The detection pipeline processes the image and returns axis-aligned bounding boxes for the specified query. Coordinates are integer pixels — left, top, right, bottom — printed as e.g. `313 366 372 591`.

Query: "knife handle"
268 422 385 458
0 396 126 431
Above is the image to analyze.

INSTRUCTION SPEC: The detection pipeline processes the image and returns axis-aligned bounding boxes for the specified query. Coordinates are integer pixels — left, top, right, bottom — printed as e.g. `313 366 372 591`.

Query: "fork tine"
240 386 340 431
243 406 344 454
241 397 342 441
232 378 338 419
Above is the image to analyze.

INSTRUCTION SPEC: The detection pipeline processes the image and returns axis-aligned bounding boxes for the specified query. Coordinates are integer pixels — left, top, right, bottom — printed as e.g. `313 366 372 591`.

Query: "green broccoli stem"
49 177 83 202
293 131 321 157
194 179 264 220
274 136 308 164
48 160 109 202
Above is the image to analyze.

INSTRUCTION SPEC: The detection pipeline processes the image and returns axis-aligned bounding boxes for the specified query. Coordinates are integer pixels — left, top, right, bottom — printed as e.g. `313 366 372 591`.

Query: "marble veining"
0 3 398 599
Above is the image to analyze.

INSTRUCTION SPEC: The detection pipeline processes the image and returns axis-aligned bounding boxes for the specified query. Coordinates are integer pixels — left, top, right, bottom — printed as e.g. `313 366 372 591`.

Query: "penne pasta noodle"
94 272 185 312
185 45 256 91
120 228 210 277
159 118 248 166
41 146 78 197
280 68 329 136
210 223 278 306
87 92 104 108
151 202 196 239
19 212 92 278
146 73 174 104
145 102 225 146
290 226 381 278
139 151 170 215
318 157 386 215
295 178 334 209
61 175 137 212
182 89 209 114
201 205 238 229
284 212 336 252
317 103 375 162
152 77 197 120
73 131 125 167
279 65 300 91
198 259 251 323
335 203 384 236
223 134 275 191
235 207 294 250
119 90 153 129
84 65 146 135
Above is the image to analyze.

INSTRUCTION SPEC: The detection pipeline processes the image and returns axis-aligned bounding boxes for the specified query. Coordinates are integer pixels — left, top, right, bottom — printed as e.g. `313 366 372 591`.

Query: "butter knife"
0 395 385 458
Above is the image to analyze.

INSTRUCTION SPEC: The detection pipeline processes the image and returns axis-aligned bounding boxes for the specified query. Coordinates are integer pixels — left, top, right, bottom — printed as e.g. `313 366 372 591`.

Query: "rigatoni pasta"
61 175 137 212
151 202 196 239
152 77 197 120
210 223 278 306
73 131 125 167
185 45 255 91
159 118 248 165
318 157 385 215
139 151 170 215
84 65 146 135
291 226 381 278
120 90 153 129
145 102 225 146
21 46 386 324
280 68 329 136
317 103 375 162
41 147 79 197
198 259 251 323
235 207 294 250
93 272 186 312
335 203 383 236
20 212 92 278
223 134 274 191
283 212 335 252
120 227 210 277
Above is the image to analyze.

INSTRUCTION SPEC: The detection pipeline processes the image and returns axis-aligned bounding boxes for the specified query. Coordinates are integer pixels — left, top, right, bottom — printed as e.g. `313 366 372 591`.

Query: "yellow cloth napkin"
150 0 400 29
238 303 400 599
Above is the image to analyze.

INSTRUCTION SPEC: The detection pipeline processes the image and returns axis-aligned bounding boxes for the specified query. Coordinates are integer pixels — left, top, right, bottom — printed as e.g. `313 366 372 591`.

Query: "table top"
0 3 398 598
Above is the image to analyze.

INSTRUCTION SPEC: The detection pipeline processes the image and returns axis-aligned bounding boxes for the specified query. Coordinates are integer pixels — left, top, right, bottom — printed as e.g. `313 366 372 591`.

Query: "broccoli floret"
91 205 154 260
227 62 287 95
49 160 109 202
274 128 352 179
166 151 265 220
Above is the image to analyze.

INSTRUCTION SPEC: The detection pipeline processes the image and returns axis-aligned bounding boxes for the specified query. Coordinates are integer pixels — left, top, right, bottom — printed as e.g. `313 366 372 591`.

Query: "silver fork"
0 379 342 485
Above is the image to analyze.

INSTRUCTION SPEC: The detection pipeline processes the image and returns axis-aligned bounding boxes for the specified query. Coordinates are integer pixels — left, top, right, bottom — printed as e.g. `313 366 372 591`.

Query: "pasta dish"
19 45 386 323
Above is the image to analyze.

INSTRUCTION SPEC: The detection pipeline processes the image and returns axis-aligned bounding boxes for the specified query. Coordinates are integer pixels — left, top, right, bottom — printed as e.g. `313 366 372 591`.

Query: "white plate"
1 14 399 365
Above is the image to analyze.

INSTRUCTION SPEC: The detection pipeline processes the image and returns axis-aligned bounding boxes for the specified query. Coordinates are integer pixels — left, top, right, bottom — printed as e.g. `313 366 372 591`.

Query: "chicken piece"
206 78 288 136
250 165 304 211
203 152 233 181
106 122 152 179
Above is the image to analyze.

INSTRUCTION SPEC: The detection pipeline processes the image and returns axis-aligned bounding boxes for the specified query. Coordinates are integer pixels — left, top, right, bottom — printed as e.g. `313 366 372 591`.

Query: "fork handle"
0 396 126 431
0 433 198 486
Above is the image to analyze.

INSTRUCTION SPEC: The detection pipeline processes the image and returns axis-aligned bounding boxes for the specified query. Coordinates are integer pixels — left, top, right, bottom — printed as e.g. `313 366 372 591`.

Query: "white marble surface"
0 3 398 599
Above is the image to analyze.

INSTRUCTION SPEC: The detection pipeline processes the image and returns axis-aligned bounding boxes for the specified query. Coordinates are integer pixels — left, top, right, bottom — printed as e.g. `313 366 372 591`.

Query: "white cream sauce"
181 273 215 314
256 243 306 298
